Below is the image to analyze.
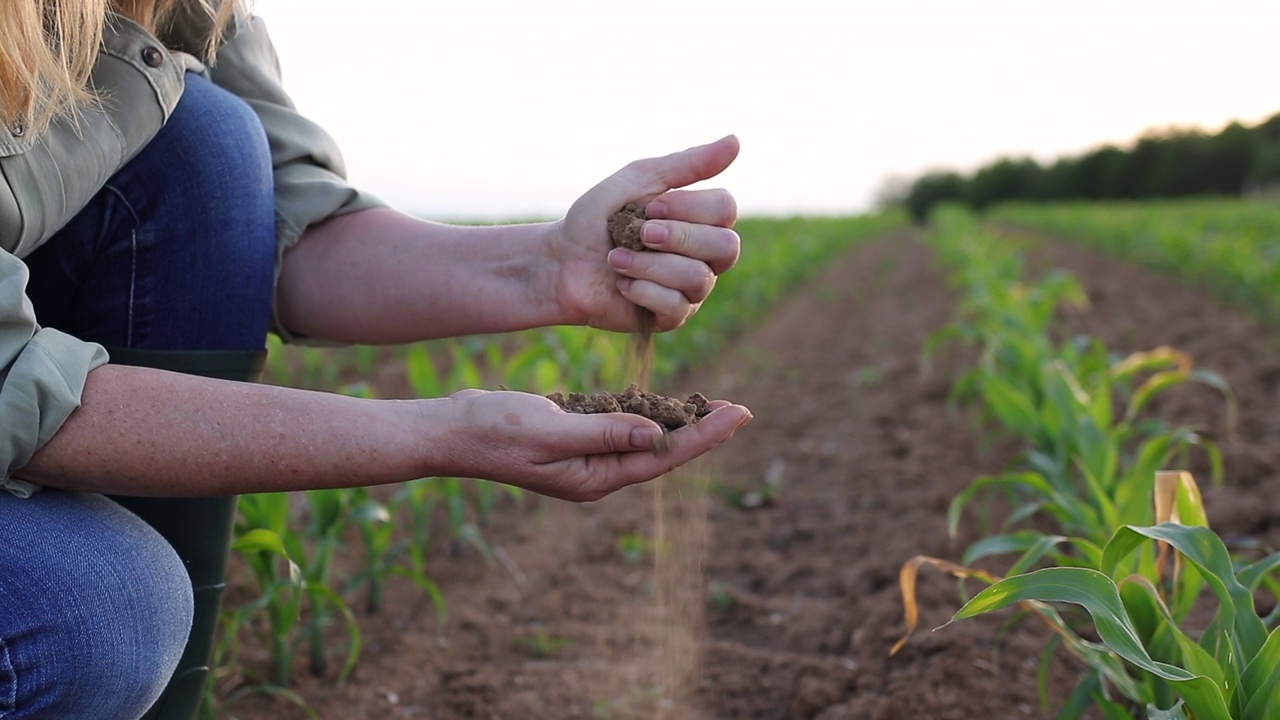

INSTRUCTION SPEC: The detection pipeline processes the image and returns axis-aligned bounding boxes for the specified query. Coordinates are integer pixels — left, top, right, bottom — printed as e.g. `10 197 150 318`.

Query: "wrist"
394 395 466 480
531 219 586 327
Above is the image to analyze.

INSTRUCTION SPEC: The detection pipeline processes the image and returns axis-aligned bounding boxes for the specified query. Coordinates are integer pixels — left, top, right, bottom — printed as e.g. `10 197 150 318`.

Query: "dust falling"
607 205 710 718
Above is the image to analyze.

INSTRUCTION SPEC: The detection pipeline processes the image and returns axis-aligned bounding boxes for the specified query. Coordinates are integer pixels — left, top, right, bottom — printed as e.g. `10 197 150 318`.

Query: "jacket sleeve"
0 252 108 492
0 15 177 492
202 16 387 342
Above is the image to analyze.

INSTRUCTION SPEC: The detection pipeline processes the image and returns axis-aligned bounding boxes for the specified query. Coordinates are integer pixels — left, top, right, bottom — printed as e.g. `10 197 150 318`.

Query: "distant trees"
901 111 1280 222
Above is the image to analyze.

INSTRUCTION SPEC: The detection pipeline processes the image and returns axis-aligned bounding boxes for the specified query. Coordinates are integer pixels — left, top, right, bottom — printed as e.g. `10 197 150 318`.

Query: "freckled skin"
504 412 522 426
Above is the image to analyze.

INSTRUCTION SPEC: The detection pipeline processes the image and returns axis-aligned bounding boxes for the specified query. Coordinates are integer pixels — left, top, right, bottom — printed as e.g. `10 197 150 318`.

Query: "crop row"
992 200 1280 323
208 212 908 717
898 207 1280 719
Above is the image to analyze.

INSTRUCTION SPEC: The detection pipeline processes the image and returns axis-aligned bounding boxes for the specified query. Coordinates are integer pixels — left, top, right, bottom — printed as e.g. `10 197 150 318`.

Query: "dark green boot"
105 347 267 720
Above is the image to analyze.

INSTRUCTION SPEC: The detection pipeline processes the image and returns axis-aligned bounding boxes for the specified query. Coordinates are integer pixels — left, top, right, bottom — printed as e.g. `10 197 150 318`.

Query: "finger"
546 412 666 458
638 221 740 275
608 248 717 304
605 404 753 485
643 188 738 228
616 277 696 332
619 135 741 198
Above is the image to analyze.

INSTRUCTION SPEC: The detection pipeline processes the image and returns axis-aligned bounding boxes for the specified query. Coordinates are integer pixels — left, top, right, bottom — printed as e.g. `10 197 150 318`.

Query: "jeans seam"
0 635 15 718
128 227 137 347
102 184 141 348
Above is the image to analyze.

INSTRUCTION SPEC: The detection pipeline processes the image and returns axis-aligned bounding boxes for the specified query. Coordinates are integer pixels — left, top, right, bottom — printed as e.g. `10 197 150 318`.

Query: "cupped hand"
550 135 742 333
438 388 752 502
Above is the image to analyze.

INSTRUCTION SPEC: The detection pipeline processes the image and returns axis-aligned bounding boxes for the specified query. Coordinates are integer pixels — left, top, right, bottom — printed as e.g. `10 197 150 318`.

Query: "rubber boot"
104 347 267 720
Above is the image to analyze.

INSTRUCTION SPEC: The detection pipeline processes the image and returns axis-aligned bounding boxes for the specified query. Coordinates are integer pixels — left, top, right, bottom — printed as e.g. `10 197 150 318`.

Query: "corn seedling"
896 207 1265 719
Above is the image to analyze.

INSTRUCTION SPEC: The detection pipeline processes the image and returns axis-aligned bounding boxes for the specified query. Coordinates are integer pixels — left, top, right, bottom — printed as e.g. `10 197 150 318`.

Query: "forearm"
277 207 570 344
18 364 444 496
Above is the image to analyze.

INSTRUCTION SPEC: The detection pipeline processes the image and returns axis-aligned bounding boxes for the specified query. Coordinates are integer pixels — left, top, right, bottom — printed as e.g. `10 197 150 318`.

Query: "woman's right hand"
431 389 752 502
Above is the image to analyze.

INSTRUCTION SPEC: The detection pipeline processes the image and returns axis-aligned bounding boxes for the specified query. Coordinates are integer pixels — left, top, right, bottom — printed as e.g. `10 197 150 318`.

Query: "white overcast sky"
250 0 1280 220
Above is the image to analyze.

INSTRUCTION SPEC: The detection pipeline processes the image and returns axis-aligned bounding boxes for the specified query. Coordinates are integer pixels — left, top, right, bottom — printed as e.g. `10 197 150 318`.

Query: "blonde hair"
1 0 238 134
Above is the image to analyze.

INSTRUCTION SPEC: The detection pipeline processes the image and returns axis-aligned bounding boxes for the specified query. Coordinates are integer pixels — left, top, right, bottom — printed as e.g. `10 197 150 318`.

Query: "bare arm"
277 136 742 344
19 364 750 500
276 211 567 344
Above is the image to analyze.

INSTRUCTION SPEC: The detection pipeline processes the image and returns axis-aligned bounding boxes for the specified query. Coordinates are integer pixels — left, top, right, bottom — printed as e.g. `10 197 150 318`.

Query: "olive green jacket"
0 12 383 496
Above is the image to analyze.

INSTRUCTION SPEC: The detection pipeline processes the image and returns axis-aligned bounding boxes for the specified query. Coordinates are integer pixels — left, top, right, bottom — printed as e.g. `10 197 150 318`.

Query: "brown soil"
608 203 648 252
221 228 1280 719
548 385 711 430
608 203 657 386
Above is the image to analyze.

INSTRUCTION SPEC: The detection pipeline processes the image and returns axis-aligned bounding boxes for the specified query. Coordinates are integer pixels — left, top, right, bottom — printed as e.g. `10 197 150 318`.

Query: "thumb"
589 135 741 213
642 134 741 192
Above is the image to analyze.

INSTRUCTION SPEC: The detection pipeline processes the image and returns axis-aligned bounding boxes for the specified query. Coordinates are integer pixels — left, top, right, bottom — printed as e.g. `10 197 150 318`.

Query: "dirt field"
222 228 1280 719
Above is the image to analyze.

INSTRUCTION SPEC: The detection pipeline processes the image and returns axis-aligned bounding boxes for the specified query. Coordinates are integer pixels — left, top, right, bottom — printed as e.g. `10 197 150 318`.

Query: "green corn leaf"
1074 414 1119 495
306 488 348 534
961 532 1071 578
1188 368 1238 438
1125 370 1189 424
1121 575 1227 689
980 373 1040 436
1238 626 1280 720
1006 535 1073 576
1103 523 1267 711
1088 368 1114 431
1104 525 1266 656
405 344 441 397
1238 554 1280 592
948 472 1097 540
304 582 362 685
1074 458 1119 533
447 344 484 390
1032 599 1151 702
233 527 291 558
948 567 1232 720
1147 700 1189 720
961 530 1045 566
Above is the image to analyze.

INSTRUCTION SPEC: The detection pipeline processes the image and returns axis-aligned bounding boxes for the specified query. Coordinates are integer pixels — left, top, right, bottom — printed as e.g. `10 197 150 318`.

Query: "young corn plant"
948 472 1280 719
926 208 1234 554
897 208 1260 718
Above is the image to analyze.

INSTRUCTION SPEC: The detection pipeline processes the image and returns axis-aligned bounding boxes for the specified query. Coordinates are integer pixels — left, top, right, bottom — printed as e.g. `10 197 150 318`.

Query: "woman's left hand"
549 135 741 333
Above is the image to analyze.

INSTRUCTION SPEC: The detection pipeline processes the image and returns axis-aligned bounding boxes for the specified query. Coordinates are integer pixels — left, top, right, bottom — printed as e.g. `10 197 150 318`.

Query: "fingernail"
646 200 668 218
736 410 754 429
642 222 669 248
630 426 662 450
609 248 634 270
617 277 634 293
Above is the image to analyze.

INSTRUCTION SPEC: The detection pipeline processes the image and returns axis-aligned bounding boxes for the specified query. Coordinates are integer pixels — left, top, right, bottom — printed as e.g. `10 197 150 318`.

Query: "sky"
250 0 1280 221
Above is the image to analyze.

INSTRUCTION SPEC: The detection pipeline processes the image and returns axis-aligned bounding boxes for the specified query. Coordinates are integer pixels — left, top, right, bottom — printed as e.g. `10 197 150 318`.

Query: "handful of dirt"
607 203 647 251
547 384 711 431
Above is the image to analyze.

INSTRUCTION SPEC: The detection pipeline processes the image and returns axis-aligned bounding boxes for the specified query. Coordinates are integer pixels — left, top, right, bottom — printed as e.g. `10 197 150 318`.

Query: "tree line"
898 111 1280 222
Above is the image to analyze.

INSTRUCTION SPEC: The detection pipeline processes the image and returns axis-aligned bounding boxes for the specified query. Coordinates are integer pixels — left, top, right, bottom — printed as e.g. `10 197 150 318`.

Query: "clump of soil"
547 384 711 431
607 202 657 386
607 203 647 251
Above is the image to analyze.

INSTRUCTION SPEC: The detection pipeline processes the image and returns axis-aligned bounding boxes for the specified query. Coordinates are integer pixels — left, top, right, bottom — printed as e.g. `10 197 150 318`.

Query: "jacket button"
141 46 165 68
9 121 24 137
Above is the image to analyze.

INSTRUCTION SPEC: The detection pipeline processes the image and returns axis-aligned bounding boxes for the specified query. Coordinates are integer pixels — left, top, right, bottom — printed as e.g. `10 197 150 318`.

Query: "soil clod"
547 385 711 431
607 203 648 251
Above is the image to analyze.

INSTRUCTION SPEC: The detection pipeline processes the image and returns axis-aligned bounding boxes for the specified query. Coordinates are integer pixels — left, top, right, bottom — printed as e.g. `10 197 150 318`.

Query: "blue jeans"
3 74 276 718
